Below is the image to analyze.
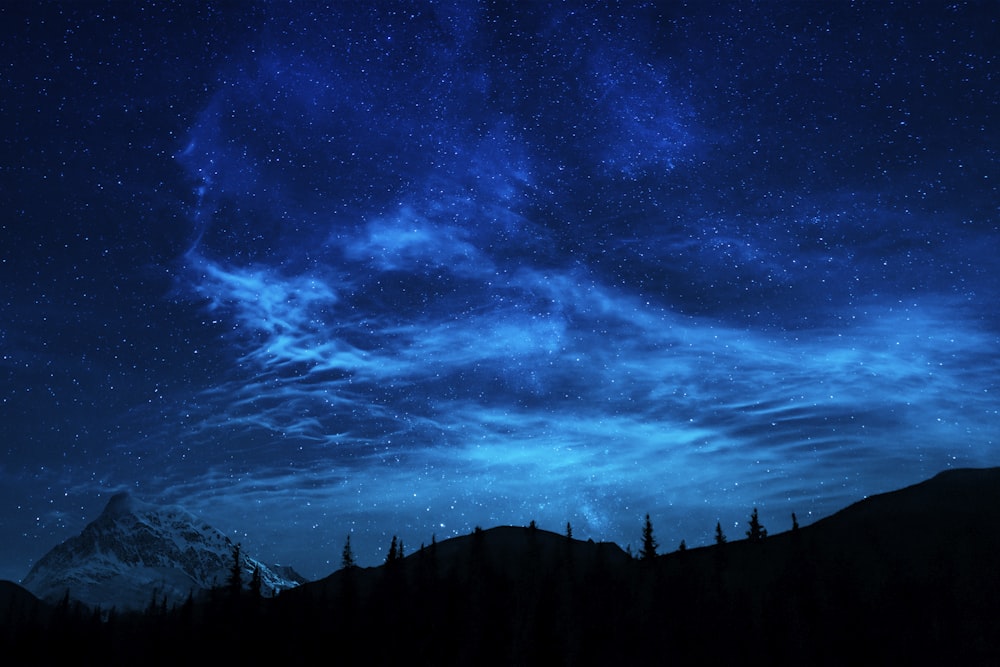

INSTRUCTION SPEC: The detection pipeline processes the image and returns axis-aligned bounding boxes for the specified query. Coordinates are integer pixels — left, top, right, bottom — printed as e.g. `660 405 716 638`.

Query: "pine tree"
678 539 687 552
386 535 399 564
180 590 194 625
565 522 573 539
249 563 262 598
146 589 161 616
714 522 728 570
342 534 356 569
341 535 359 613
791 512 800 532
639 514 658 560
746 508 767 542
227 543 243 596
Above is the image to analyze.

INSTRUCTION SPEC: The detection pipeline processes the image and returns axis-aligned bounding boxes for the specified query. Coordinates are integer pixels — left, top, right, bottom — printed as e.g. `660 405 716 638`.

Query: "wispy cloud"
73 244 993 578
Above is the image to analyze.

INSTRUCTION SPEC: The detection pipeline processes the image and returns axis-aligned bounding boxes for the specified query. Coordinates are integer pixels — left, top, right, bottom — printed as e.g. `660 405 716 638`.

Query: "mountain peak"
101 491 138 518
23 494 302 609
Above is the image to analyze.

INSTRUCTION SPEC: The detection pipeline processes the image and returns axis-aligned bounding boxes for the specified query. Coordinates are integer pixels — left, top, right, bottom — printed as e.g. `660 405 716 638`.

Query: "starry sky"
2 1 997 582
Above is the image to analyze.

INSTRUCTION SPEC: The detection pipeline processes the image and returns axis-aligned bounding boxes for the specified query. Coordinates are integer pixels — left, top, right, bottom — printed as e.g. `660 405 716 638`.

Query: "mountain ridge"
21 491 303 611
3 467 1000 664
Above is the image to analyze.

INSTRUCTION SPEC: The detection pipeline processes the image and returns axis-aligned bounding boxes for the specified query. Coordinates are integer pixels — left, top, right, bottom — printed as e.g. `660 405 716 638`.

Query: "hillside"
2 468 998 665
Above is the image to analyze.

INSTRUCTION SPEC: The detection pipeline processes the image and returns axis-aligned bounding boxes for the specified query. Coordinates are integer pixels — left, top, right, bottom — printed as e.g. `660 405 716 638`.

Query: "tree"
746 508 767 542
791 512 800 532
565 522 573 539
146 588 162 616
386 535 399 565
715 522 727 545
227 543 243 596
678 539 687 552
714 522 729 571
249 562 263 599
340 535 359 613
342 534 356 570
639 514 658 560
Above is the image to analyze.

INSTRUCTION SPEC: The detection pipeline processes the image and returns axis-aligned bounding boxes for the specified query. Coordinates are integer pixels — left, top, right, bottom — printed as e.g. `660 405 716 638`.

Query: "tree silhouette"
386 535 399 565
791 512 800 532
249 562 263 599
340 535 359 618
639 514 658 560
342 534 356 569
227 543 243 596
715 522 727 545
565 522 573 539
746 508 767 542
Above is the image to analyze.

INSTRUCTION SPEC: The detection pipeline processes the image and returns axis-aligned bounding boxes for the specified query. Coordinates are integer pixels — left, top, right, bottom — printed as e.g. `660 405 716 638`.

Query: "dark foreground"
4 468 999 666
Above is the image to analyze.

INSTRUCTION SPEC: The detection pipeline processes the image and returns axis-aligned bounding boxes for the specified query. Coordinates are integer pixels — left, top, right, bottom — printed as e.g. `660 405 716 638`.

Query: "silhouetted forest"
3 468 999 666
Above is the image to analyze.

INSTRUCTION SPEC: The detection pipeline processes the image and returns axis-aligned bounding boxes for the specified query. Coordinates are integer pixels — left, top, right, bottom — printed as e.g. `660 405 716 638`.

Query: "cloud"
179 237 998 500
345 206 492 278
138 1 1000 576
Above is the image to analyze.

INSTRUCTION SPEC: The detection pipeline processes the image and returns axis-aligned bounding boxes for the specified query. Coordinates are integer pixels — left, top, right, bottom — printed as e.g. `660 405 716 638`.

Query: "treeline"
4 511 999 665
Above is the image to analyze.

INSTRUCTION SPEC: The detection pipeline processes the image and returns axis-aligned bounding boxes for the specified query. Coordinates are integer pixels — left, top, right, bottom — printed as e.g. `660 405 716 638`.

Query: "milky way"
2 2 997 580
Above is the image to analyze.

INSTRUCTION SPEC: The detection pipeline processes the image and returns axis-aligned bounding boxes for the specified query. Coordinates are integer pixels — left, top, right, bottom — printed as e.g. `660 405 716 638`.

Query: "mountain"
5 468 999 665
20 492 304 611
288 524 631 604
274 468 1000 665
793 466 1000 571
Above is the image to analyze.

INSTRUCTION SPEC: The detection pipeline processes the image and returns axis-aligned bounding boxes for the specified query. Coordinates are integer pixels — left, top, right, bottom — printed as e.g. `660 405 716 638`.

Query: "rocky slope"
21 492 303 610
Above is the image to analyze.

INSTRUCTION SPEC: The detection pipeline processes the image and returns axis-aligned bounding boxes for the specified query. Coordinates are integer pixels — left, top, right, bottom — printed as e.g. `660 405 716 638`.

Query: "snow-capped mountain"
21 492 303 610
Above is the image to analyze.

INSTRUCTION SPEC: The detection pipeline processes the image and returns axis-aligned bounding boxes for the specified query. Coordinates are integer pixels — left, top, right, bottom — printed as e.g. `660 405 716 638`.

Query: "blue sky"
2 1 997 581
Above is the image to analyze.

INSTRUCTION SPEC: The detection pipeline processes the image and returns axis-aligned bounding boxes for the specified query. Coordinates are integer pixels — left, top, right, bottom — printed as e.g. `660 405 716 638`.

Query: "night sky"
2 1 997 582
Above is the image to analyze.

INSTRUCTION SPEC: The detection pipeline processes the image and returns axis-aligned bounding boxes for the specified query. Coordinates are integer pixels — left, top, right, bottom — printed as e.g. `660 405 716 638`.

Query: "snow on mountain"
21 492 303 611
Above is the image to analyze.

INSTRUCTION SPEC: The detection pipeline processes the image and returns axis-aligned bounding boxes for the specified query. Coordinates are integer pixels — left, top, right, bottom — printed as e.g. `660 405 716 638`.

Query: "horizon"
15 464 995 584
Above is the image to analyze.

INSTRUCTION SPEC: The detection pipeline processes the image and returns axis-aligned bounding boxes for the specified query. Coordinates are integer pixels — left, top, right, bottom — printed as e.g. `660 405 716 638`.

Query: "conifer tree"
146 589 161 616
340 535 359 611
386 535 399 564
565 522 573 539
714 522 728 570
746 508 767 542
639 514 658 560
227 543 243 596
342 534 356 569
180 590 194 625
249 563 262 599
